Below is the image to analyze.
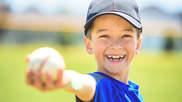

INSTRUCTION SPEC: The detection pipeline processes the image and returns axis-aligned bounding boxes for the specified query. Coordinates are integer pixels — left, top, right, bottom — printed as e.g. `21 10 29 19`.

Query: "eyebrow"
96 27 135 33
123 28 135 32
96 29 109 33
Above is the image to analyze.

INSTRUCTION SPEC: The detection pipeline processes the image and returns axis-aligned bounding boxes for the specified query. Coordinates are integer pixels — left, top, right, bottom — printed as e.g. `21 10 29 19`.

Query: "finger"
35 56 49 86
34 71 45 91
55 69 64 88
26 69 34 85
34 80 45 91
45 72 54 90
34 56 49 91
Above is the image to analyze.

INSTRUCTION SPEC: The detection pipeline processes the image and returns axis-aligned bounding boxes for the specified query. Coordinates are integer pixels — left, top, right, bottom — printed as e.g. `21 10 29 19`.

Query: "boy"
26 0 144 102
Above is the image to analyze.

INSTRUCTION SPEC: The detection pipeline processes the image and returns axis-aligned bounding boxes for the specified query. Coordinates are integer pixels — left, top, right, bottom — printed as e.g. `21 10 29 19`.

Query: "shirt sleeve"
75 73 103 102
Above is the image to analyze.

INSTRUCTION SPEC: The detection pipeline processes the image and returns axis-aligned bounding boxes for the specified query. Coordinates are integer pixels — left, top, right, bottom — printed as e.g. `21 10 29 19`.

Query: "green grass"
0 44 182 102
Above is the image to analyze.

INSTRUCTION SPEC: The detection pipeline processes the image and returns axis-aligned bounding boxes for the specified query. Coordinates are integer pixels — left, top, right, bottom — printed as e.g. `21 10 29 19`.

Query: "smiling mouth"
105 55 126 63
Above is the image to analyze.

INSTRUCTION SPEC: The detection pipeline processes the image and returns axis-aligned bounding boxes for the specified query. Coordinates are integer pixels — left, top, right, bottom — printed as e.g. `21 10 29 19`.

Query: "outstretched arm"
26 69 96 101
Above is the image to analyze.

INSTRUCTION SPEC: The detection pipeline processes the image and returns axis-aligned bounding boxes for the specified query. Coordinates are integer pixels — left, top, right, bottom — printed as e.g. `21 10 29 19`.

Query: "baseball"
27 47 65 82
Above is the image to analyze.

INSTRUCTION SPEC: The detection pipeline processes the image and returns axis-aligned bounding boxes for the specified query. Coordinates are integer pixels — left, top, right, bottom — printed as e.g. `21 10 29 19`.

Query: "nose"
110 38 122 50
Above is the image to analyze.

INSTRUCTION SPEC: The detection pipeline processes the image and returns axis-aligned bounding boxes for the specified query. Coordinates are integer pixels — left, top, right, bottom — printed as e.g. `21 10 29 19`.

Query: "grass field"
0 44 182 102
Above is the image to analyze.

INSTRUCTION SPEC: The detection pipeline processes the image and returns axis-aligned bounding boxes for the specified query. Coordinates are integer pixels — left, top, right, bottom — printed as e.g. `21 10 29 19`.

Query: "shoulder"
88 72 112 84
87 72 122 101
88 72 115 91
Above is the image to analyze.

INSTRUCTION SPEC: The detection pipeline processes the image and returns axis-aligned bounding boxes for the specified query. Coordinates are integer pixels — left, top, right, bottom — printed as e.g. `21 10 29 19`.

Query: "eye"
99 34 109 38
122 34 132 38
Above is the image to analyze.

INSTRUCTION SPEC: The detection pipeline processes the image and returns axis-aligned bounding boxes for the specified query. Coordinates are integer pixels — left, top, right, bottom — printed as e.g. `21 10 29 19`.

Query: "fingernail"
26 54 31 62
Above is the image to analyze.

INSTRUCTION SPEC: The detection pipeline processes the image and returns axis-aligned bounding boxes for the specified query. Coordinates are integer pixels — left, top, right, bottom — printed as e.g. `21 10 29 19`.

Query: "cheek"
129 42 137 52
93 40 108 62
125 40 137 59
94 40 107 53
126 39 137 50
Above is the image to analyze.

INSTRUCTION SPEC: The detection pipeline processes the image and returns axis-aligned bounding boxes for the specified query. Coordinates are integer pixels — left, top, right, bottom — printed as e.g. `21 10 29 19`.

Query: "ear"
84 36 94 54
135 34 143 55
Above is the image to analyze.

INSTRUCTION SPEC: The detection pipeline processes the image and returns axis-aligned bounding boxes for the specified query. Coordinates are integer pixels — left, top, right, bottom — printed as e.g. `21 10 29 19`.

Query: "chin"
104 65 126 75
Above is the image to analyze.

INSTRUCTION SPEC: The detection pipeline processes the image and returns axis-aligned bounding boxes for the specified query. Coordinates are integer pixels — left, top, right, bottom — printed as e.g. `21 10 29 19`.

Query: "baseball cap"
84 0 142 35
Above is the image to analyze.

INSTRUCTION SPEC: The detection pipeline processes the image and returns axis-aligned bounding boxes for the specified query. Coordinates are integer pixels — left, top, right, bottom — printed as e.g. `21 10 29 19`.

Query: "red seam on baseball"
37 56 50 73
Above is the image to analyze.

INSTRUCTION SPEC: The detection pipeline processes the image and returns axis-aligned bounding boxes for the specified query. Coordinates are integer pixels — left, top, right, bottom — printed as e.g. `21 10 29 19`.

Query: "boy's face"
84 14 142 75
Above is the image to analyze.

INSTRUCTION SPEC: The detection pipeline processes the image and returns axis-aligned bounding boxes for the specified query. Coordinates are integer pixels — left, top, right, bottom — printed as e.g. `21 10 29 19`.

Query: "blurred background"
0 0 182 102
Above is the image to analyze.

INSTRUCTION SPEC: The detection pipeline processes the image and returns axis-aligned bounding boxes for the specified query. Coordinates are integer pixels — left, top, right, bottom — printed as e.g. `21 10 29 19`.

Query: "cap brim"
84 12 142 34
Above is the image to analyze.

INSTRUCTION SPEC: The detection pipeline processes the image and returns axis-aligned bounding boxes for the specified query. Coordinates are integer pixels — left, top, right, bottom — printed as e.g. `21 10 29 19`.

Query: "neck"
98 67 130 85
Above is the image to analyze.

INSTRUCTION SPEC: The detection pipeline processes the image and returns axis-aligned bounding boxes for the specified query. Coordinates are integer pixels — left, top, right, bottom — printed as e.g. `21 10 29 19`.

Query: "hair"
85 22 93 39
85 22 142 40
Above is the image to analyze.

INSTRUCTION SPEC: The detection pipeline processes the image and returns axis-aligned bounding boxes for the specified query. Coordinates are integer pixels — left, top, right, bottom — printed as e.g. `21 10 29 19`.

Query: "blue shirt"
76 72 144 102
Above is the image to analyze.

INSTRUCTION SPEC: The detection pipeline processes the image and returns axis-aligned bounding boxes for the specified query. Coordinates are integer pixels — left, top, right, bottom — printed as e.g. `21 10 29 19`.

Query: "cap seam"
109 10 141 24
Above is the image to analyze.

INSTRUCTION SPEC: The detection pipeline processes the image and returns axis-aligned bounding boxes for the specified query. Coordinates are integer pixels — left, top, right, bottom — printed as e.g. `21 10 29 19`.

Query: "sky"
139 0 182 13
3 0 182 16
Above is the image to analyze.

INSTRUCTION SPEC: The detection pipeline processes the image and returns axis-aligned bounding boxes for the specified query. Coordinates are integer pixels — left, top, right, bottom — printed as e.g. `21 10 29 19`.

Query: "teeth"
108 56 112 58
120 55 124 58
107 55 125 59
112 56 120 59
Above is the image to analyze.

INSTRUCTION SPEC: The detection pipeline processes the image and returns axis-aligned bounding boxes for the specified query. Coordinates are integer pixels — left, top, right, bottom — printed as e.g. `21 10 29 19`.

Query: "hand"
26 68 65 91
26 47 67 91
